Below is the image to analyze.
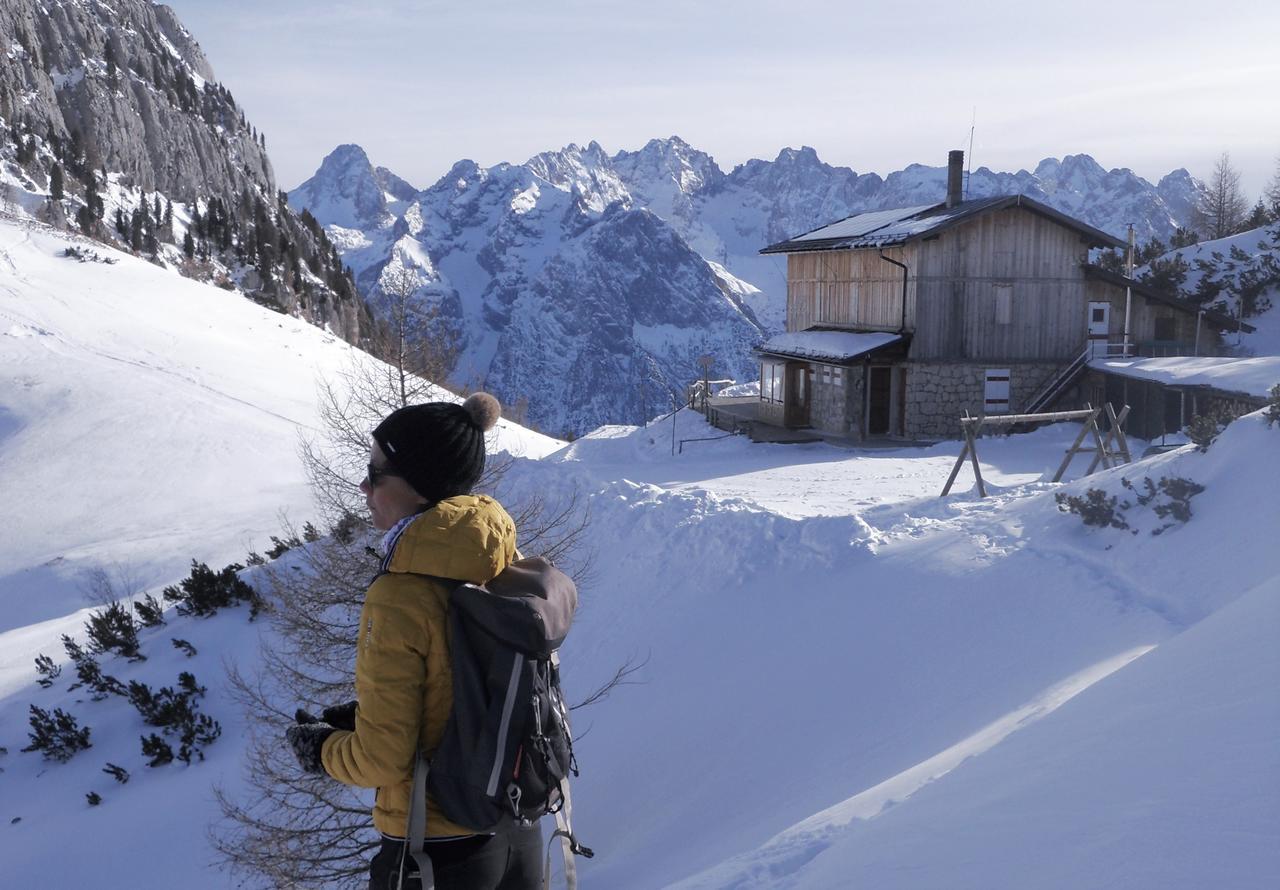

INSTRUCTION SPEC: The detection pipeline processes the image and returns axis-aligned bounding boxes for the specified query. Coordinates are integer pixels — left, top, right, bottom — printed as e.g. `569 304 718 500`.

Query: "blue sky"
165 0 1280 198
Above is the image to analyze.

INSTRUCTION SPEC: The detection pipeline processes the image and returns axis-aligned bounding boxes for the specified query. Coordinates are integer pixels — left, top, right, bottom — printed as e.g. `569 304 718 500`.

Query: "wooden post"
967 419 986 498
1086 403 1132 474
1086 410 1112 471
942 412 987 497
697 354 714 415
1108 403 1132 463
1052 404 1102 482
941 412 974 496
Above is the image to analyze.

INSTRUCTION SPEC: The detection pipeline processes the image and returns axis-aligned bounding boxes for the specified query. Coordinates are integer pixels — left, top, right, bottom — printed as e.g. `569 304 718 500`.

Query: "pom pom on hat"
463 391 501 432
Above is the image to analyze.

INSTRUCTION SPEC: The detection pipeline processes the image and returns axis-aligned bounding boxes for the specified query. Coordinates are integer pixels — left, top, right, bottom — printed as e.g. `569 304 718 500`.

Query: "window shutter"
984 369 1011 413
994 284 1012 325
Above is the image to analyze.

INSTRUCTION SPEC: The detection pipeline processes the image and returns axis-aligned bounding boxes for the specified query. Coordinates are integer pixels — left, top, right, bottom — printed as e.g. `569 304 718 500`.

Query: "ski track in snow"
671 644 1156 890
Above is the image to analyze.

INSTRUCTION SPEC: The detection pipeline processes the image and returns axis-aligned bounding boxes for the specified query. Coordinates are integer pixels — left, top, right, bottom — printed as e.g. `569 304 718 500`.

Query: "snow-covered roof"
790 205 937 243
1090 356 1280 399
760 194 1125 254
757 330 902 363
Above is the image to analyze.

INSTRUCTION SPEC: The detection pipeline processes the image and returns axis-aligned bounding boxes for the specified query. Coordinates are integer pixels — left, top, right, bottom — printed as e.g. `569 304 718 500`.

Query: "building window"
994 284 1012 325
984 369 1011 414
760 360 786 404
817 364 845 388
1092 307 1107 324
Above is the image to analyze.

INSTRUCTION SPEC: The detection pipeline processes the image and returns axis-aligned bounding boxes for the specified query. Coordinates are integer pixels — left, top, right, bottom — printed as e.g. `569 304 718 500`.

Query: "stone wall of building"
809 363 860 435
904 361 1067 439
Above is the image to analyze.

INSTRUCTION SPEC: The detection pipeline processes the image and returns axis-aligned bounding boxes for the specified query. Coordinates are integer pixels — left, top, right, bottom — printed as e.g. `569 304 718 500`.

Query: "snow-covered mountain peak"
525 142 630 214
288 143 395 231
612 135 725 196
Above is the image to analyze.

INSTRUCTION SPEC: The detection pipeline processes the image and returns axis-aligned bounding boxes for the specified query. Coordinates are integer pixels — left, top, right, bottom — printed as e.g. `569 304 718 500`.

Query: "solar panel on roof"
793 205 937 241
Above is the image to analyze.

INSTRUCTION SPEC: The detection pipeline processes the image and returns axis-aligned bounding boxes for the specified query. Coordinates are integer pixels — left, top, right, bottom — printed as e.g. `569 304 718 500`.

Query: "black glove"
294 700 358 732
286 723 335 775
321 700 358 731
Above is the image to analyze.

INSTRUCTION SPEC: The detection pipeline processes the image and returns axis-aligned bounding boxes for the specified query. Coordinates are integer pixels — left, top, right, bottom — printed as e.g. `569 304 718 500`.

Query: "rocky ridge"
0 0 367 341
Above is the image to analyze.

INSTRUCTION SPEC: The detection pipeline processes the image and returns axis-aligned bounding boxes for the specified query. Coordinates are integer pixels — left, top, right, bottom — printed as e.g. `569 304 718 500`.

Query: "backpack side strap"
400 750 435 890
543 777 593 890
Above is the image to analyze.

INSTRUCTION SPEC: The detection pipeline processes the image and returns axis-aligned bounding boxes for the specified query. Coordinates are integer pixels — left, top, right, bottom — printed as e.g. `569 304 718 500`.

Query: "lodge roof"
756 330 904 364
1082 265 1256 333
759 194 1126 255
1090 356 1279 400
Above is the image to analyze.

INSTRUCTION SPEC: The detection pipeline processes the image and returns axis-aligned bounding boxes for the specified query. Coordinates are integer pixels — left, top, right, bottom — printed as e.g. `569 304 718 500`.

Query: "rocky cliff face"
0 0 367 342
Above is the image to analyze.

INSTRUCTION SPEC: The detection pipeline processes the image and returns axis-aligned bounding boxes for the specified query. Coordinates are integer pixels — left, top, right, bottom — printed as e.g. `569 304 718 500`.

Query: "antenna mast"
966 108 976 198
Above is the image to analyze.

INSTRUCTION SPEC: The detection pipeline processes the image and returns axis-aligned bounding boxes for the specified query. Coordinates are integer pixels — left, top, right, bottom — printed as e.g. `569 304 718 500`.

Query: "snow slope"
664 412 1280 889
1 216 1276 888
0 216 558 668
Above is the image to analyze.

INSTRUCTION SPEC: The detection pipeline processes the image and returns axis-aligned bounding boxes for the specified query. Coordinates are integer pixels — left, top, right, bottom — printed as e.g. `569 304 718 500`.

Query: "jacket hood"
384 495 517 583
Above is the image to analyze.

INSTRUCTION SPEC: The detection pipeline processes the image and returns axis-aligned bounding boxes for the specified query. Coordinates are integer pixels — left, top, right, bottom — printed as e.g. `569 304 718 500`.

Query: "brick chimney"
946 150 964 208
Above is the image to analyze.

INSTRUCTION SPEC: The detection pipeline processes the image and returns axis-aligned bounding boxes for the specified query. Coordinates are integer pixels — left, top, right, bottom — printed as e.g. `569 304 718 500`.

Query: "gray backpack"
401 557 592 888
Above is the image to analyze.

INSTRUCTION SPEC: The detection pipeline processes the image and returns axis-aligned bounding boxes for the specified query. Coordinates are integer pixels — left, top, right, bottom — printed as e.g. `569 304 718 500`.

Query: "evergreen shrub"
162 561 261 618
22 706 91 762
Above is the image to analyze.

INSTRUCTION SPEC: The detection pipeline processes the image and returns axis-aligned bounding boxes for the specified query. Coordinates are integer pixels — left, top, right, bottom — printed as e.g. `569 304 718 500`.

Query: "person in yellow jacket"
286 392 542 890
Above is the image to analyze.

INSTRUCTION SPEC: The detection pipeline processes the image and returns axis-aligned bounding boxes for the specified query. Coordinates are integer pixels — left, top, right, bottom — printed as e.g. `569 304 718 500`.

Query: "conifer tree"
1194 152 1249 240
1244 199 1270 231
129 206 143 252
1265 155 1280 218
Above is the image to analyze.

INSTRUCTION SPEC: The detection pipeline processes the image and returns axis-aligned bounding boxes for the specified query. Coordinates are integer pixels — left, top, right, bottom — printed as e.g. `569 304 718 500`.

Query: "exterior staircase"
1025 347 1091 415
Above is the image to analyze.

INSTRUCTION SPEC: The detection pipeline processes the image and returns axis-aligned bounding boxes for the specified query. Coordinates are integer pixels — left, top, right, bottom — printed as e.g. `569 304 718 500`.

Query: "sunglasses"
365 462 403 487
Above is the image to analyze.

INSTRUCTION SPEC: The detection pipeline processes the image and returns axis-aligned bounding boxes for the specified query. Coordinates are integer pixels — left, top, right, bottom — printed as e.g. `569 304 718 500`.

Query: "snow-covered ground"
0 216 558 681
1 216 1277 888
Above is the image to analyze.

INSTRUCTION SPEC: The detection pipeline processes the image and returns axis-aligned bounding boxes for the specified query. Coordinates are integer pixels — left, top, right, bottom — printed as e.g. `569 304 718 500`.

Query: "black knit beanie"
371 392 501 504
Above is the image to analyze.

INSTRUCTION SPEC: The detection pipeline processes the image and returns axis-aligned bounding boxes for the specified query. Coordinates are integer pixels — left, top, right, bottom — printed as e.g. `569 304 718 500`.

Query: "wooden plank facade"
785 206 1097 361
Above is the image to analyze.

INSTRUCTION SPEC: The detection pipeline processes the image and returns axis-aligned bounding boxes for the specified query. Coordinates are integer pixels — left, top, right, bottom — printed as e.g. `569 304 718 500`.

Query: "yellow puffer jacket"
321 494 518 838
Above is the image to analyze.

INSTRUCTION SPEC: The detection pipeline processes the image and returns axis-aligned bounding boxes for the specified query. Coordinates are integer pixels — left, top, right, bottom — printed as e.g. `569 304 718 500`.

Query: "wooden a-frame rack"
940 403 1131 498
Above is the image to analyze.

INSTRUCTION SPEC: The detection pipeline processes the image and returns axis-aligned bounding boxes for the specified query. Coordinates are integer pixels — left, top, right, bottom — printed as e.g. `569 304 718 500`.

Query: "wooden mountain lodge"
746 150 1251 441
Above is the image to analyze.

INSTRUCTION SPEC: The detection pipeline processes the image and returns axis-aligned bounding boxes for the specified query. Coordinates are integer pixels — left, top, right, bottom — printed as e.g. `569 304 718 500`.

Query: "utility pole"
1123 224 1134 357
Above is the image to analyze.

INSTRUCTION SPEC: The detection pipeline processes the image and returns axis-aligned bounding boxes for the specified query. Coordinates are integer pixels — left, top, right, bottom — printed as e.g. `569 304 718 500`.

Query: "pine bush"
22 706 91 762
266 534 301 560
62 636 126 700
141 734 174 767
134 593 166 628
34 654 61 688
127 672 221 764
85 601 144 661
1054 489 1130 530
1185 413 1226 452
162 560 261 618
